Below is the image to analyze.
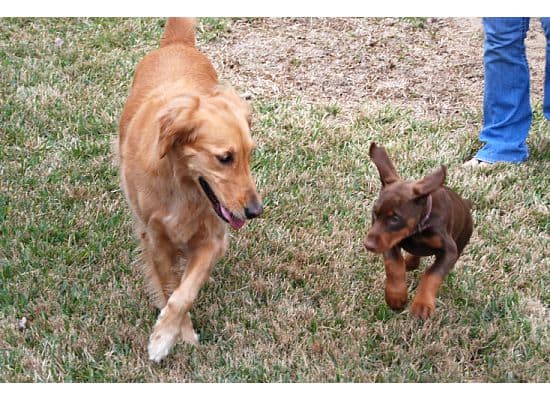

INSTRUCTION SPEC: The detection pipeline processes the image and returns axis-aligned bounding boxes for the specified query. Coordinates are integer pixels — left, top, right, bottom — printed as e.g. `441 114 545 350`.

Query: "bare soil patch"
203 17 547 121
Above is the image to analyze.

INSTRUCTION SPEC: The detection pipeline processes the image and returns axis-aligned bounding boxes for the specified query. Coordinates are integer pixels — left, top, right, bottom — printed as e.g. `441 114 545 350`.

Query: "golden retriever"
118 17 263 362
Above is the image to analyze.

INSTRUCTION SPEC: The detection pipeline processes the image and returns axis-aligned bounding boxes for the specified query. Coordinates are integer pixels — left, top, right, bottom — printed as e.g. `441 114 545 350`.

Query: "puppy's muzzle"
364 234 379 253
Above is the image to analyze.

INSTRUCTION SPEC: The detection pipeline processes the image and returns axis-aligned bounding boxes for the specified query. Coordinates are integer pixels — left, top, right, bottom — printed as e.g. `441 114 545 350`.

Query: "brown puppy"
364 143 473 319
118 18 263 362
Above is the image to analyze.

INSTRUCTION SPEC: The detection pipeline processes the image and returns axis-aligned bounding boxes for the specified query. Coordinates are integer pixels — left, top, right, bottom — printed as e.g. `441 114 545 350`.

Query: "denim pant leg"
541 17 550 119
477 17 531 163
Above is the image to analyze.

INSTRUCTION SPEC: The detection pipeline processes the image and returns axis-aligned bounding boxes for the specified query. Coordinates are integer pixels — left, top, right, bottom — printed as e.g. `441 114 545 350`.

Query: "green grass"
1 17 549 382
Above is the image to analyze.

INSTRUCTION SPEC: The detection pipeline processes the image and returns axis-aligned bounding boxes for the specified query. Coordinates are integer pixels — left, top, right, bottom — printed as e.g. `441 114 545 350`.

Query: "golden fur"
118 18 262 362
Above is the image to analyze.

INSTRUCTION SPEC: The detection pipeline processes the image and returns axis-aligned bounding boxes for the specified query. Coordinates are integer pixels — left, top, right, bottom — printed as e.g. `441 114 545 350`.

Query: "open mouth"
198 177 246 230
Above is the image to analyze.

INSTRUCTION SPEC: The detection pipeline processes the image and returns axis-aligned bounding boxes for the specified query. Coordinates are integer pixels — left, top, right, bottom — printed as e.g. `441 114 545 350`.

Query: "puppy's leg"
383 247 408 311
148 241 220 362
144 214 181 308
411 235 458 319
404 253 421 271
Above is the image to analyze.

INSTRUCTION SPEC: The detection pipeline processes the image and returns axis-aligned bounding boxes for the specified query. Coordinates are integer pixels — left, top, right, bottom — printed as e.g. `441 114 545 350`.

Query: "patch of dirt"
202 17 547 121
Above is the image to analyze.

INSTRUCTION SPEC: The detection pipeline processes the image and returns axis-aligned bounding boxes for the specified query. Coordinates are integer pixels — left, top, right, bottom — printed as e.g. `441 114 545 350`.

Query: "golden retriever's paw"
148 309 180 362
148 327 179 362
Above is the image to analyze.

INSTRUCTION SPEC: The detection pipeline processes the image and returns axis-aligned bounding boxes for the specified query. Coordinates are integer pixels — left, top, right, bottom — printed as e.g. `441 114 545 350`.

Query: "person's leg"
475 17 532 164
541 18 550 119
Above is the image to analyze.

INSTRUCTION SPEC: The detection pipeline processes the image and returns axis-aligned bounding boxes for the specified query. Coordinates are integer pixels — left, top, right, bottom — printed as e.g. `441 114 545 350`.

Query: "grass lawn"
0 17 548 382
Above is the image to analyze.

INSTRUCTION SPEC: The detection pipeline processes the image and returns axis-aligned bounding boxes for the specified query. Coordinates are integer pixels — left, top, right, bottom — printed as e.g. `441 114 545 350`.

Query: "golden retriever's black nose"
244 201 263 219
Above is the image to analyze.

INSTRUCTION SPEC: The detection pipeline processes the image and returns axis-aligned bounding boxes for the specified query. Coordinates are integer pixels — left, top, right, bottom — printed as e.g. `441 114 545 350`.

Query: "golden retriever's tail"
160 17 196 47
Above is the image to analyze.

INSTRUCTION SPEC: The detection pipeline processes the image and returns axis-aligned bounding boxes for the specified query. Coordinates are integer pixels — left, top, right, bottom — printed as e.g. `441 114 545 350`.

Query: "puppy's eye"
389 215 401 225
216 152 234 165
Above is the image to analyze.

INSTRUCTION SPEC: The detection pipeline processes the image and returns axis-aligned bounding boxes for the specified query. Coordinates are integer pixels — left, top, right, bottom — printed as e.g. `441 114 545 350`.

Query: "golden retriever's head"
156 87 263 229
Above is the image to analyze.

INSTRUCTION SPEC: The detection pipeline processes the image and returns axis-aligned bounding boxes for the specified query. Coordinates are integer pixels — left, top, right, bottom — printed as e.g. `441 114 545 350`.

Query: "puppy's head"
364 143 445 253
156 87 263 229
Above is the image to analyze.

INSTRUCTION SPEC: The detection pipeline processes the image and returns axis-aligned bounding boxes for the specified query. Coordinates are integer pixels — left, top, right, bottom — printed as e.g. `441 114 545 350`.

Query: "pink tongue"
220 205 246 230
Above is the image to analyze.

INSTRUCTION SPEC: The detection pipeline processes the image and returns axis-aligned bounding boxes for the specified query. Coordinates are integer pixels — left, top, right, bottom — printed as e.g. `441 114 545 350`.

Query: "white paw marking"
148 328 179 362
148 309 179 362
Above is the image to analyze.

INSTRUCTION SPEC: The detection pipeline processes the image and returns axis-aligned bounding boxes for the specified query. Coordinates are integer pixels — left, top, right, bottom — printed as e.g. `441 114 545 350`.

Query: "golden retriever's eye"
216 152 234 165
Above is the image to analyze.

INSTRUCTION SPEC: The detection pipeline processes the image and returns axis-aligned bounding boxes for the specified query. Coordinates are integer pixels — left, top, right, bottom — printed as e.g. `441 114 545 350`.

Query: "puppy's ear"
413 166 446 196
369 142 400 186
157 96 200 159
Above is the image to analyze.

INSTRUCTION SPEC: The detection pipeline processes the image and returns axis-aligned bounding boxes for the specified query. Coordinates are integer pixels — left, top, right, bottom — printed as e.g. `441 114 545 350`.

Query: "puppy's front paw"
385 283 408 311
410 296 435 319
148 308 180 362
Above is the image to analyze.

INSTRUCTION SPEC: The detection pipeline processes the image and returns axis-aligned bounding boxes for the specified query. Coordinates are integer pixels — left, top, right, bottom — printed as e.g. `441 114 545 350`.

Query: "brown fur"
118 18 263 362
364 143 473 319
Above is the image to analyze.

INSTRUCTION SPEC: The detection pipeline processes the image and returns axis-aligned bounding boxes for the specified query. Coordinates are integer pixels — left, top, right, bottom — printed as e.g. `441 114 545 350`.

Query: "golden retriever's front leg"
147 241 220 362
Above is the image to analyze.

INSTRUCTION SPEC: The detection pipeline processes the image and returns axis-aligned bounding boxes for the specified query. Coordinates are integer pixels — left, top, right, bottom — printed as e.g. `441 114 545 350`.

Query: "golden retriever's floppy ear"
413 166 446 197
369 142 400 186
157 96 200 159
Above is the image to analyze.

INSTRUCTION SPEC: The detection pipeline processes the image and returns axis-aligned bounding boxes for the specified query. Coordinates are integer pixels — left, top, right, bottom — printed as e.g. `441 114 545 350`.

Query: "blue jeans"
476 17 550 163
